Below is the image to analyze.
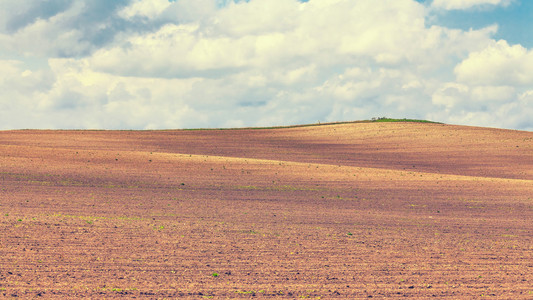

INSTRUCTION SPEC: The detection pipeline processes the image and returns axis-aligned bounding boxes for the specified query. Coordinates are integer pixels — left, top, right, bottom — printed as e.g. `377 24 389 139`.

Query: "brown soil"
0 122 531 298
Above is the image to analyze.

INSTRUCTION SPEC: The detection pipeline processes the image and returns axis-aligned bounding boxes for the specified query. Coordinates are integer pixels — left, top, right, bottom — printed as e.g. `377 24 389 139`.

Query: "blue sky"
421 0 533 47
0 0 532 130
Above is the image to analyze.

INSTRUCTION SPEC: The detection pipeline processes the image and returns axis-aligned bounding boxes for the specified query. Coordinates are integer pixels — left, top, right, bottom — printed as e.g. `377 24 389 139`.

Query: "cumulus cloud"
429 80 529 130
0 0 531 130
118 0 172 20
432 82 514 110
431 0 513 10
0 59 55 129
455 40 533 86
0 0 131 57
90 0 494 78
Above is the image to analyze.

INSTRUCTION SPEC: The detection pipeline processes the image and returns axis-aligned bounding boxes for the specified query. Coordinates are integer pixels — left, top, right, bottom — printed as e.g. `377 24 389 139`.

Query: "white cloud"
455 40 533 86
432 82 514 109
0 60 54 98
89 23 257 78
470 85 515 102
0 2 90 57
432 0 513 10
0 1 138 58
432 82 470 110
0 0 531 130
210 0 302 36
118 0 172 20
91 0 495 79
430 80 528 130
0 59 54 129
0 1 39 31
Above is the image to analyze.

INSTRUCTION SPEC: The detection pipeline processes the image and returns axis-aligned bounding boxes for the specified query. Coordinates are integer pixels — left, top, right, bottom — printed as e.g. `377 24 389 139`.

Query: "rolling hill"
0 122 531 298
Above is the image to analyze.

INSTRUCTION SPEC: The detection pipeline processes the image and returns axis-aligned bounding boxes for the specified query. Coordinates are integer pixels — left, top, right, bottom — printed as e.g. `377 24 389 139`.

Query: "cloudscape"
1 0 532 130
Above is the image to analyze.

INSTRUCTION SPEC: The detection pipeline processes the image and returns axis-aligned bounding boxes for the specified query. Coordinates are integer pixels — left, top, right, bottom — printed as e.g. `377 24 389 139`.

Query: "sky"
0 0 532 130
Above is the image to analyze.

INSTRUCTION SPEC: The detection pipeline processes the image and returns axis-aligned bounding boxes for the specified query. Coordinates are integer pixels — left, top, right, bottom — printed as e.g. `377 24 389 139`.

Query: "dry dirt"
0 122 532 298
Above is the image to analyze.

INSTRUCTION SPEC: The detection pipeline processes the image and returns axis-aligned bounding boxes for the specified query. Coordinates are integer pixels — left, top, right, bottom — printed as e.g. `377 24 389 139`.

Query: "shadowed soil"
0 122 532 298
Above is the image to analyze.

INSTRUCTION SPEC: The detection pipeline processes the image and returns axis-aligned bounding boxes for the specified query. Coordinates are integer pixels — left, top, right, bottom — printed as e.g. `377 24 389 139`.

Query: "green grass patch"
371 117 440 123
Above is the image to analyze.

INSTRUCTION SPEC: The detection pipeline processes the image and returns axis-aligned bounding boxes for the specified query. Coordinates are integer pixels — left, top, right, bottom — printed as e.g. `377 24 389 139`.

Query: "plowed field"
1 122 532 298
